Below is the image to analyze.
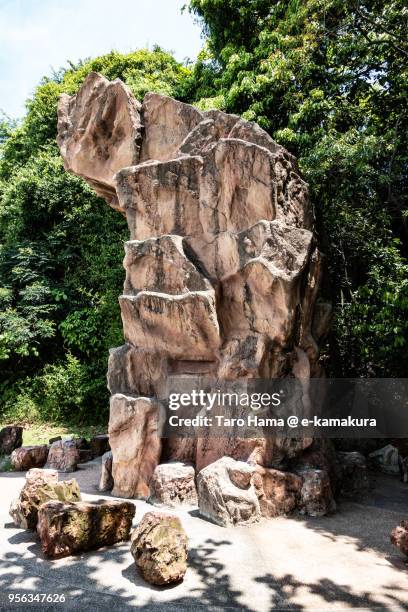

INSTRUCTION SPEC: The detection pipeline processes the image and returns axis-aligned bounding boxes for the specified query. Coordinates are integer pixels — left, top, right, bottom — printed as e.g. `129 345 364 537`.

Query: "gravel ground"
1 459 407 611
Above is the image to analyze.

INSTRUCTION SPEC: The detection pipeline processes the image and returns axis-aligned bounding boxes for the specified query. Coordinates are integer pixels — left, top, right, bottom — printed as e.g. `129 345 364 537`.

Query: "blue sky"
0 0 203 118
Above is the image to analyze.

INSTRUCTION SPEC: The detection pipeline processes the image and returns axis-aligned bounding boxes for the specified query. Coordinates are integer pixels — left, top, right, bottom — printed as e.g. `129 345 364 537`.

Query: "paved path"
1 461 407 611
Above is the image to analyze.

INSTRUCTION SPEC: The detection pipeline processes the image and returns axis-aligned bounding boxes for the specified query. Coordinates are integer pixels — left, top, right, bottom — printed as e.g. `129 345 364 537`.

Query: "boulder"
78 449 94 464
11 445 49 471
197 457 261 527
0 426 23 455
149 462 197 508
337 451 370 498
252 466 302 517
109 394 165 498
298 469 336 517
37 499 135 559
391 521 408 558
369 444 400 475
45 440 80 473
49 436 62 445
131 511 188 585
99 451 113 492
57 79 330 484
90 434 110 457
9 468 81 529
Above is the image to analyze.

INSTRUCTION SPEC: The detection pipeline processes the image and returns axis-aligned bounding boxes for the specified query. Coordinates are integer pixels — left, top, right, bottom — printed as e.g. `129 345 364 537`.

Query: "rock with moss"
37 499 135 558
131 511 188 585
9 468 81 529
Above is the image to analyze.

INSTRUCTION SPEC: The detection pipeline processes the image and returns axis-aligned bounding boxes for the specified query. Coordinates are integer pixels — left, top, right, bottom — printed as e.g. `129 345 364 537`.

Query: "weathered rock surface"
57 72 142 212
253 466 302 518
0 426 23 455
9 468 81 529
369 445 400 475
109 394 165 498
45 440 80 473
298 469 336 517
337 451 370 498
391 520 408 558
149 462 197 508
37 499 135 559
11 446 49 471
131 511 188 585
99 450 114 492
57 77 329 500
197 457 261 526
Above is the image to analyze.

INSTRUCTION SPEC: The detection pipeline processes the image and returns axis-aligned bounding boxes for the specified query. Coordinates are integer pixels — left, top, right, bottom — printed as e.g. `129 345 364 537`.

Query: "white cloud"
0 0 203 117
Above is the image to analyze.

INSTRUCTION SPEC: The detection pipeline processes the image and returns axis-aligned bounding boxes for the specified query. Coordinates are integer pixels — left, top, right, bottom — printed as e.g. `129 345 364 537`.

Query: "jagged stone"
131 511 188 585
11 446 49 471
37 499 135 559
99 451 113 492
149 462 197 508
298 469 336 517
197 457 261 526
119 290 220 360
57 77 330 502
109 394 165 498
9 468 81 529
140 92 203 162
0 426 23 455
45 440 80 473
391 521 408 558
57 72 142 212
253 466 302 517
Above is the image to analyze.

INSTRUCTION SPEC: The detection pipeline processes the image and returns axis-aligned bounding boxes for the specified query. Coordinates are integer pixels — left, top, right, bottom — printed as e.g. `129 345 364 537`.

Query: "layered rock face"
57 73 329 499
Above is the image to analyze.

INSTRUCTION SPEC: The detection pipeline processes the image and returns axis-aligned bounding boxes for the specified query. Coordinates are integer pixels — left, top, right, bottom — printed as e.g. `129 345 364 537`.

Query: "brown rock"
90 434 110 457
0 426 23 455
149 463 197 508
391 520 408 558
253 466 302 518
107 344 168 399
9 468 81 529
45 440 80 472
37 499 135 559
99 451 113 492
131 511 188 585
298 469 336 517
197 457 261 526
11 446 49 471
57 71 142 213
109 394 165 498
337 451 370 498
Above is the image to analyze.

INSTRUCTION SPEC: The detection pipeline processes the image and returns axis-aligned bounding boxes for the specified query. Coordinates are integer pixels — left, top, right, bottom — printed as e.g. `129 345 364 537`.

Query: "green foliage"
0 48 191 425
188 0 408 375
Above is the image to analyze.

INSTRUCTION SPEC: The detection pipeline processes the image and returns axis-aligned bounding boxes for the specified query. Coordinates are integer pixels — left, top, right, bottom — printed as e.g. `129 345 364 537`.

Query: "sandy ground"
0 460 407 611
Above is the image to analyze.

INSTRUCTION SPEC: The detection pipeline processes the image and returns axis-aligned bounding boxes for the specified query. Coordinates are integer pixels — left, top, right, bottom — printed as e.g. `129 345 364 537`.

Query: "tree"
188 0 408 376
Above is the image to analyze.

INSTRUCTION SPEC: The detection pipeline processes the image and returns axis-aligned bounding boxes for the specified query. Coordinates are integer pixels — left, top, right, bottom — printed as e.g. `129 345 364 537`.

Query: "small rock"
369 444 399 475
197 457 261 527
45 440 80 472
99 451 113 492
49 436 62 445
149 462 197 508
252 466 302 517
37 499 135 559
78 449 94 464
298 469 336 517
9 468 81 529
131 511 188 585
391 520 408 558
0 426 23 455
11 445 49 471
337 451 370 497
90 434 110 457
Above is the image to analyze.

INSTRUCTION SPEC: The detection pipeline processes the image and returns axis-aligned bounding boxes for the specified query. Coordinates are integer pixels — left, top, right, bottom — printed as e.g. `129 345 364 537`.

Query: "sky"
0 0 203 119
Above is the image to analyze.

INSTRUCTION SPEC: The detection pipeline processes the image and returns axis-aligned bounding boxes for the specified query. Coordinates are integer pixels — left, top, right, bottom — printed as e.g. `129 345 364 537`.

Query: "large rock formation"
57 73 330 499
